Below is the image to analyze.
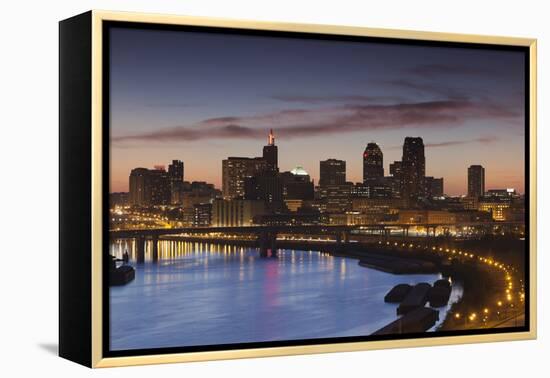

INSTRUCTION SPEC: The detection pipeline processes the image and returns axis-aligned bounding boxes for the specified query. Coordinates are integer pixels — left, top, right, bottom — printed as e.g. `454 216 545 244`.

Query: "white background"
0 0 547 376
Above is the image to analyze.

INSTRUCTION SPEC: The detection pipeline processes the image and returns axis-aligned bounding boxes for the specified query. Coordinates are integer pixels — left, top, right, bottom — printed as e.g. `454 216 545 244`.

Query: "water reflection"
109 239 462 351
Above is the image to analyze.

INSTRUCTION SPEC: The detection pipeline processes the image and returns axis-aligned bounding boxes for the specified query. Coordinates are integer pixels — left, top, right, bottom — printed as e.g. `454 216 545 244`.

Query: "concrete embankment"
358 255 438 274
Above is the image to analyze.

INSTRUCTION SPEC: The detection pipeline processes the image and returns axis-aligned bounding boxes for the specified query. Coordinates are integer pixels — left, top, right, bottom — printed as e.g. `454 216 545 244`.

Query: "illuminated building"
244 174 284 211
478 199 511 221
284 199 304 212
168 159 184 204
222 157 267 199
280 166 314 200
129 168 149 205
148 168 171 205
399 209 492 225
461 196 479 210
388 161 403 197
468 165 485 198
352 182 393 199
253 211 321 226
327 211 381 225
222 130 278 199
363 142 384 183
352 197 403 215
319 159 346 186
129 167 170 206
399 209 455 225
318 183 353 213
171 180 220 207
193 203 212 227
262 129 278 173
168 160 184 182
477 189 520 221
400 137 426 201
486 188 518 198
212 199 266 226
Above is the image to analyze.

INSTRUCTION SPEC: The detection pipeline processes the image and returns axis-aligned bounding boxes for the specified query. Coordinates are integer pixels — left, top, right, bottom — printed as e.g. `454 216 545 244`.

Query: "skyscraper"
319 159 346 186
129 168 149 206
468 165 485 198
280 167 314 200
400 137 426 200
168 160 184 183
129 167 170 206
363 142 384 183
222 157 267 199
168 160 184 204
262 129 278 173
222 130 278 199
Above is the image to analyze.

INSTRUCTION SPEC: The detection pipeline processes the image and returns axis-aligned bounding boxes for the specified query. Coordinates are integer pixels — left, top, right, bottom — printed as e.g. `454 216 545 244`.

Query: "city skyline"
113 133 522 196
109 27 526 195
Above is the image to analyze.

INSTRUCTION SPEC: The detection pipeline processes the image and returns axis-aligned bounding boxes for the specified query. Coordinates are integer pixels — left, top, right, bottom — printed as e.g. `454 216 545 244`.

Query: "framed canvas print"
59 10 537 368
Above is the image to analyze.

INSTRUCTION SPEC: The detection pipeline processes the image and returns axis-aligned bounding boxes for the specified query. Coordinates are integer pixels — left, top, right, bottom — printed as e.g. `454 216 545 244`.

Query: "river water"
109 240 462 351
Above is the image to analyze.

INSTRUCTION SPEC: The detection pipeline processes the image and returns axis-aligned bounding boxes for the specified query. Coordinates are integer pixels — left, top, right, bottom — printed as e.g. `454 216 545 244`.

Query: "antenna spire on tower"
268 129 275 145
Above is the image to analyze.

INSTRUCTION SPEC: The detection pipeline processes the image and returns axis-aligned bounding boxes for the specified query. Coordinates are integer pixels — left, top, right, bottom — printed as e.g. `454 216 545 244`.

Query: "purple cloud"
112 99 520 144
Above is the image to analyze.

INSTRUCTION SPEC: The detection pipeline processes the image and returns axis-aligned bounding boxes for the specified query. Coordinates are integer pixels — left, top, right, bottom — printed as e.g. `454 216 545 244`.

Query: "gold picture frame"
59 10 537 368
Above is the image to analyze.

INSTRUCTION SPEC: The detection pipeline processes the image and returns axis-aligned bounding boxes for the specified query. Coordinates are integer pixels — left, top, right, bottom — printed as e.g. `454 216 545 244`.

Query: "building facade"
363 142 384 183
211 199 267 226
222 157 267 199
400 137 426 201
468 165 485 198
129 167 170 206
319 159 346 186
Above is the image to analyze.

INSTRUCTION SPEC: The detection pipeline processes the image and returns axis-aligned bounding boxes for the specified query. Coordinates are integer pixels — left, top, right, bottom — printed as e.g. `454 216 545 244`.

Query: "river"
109 239 462 351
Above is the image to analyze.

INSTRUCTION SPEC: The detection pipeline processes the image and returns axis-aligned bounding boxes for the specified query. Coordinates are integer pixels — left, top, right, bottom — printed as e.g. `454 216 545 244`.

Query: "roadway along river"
109 240 463 351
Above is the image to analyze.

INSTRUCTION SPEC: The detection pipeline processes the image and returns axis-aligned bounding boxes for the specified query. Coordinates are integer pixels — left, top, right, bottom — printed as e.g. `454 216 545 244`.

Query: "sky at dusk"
108 26 526 195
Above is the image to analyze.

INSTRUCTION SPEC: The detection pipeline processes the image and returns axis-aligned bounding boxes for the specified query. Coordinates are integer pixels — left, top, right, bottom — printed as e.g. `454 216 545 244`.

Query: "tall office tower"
262 129 278 173
129 168 150 206
400 137 426 200
148 167 171 205
280 167 314 200
168 160 184 182
129 167 170 206
319 159 346 186
468 165 485 198
244 174 284 211
222 157 267 199
363 142 384 183
168 160 184 204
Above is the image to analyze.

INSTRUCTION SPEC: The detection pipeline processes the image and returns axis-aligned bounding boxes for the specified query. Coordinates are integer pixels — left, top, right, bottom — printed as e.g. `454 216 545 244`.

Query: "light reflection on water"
109 239 462 351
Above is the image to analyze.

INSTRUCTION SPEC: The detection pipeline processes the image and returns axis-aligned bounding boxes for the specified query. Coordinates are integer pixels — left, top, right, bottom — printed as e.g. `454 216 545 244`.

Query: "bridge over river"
110 222 523 263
